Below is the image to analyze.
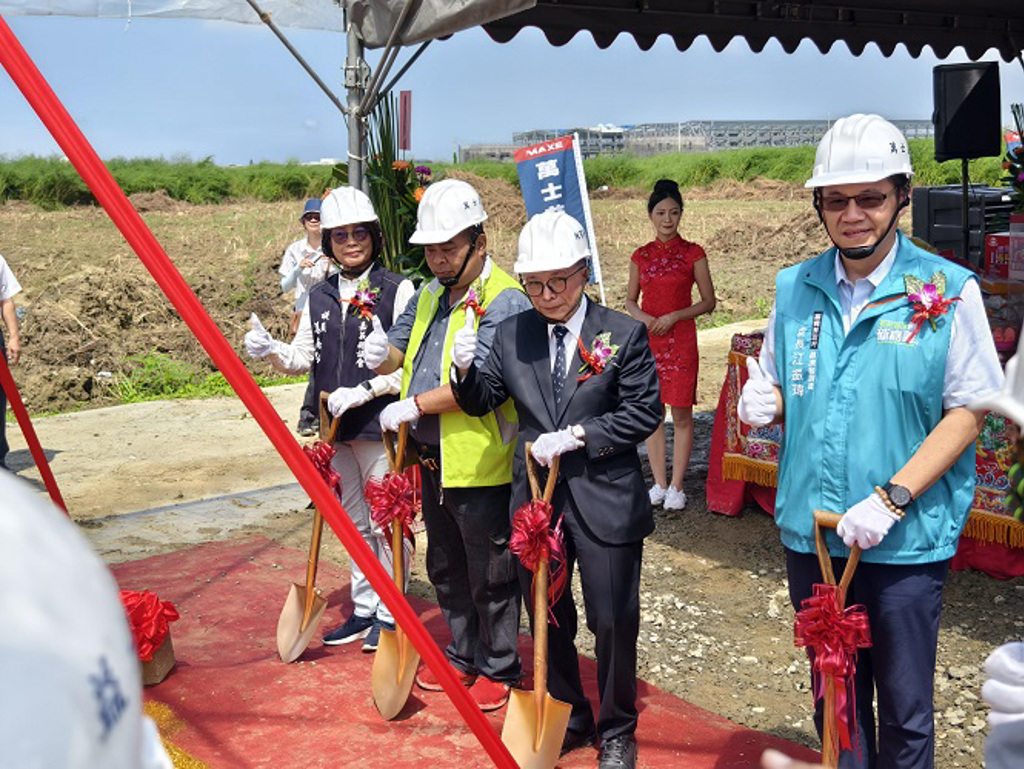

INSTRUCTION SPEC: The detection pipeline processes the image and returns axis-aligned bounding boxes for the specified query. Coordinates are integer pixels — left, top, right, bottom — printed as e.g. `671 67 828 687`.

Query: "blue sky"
2 15 1023 164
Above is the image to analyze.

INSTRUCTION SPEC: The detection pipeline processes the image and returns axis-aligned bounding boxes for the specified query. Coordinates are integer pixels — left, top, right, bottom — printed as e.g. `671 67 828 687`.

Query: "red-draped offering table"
707 331 1024 579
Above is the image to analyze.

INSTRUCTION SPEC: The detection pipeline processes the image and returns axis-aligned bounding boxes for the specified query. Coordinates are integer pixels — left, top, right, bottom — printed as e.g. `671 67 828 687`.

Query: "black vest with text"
307 263 402 442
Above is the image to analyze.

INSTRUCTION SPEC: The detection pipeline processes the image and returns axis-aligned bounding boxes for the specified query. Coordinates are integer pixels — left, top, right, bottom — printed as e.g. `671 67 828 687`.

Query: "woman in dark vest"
245 186 416 651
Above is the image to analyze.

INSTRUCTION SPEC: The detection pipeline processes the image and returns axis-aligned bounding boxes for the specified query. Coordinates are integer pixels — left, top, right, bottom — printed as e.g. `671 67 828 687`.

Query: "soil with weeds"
3 180 1019 767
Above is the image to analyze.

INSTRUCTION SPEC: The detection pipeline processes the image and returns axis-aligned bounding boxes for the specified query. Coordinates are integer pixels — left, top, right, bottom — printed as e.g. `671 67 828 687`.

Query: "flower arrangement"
1002 104 1024 212
577 331 620 382
904 273 960 342
463 280 486 318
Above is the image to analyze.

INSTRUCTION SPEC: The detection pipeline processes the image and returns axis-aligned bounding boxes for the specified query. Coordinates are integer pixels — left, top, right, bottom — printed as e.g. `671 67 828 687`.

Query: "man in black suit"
451 211 661 769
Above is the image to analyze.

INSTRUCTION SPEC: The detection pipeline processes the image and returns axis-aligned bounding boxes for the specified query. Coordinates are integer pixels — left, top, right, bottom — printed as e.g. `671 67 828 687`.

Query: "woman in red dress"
626 179 716 511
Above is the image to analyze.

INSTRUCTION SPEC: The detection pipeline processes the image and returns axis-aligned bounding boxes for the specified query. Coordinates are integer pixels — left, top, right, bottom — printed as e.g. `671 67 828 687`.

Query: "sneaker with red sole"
415 664 477 692
470 677 511 712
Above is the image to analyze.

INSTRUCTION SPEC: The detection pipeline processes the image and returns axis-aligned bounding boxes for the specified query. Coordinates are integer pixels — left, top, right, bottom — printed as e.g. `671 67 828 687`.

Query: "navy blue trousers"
786 549 949 769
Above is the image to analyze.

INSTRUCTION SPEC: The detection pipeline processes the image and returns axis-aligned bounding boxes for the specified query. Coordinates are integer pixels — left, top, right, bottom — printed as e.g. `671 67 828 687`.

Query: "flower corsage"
349 279 381 320
577 331 620 382
904 272 960 343
463 281 486 318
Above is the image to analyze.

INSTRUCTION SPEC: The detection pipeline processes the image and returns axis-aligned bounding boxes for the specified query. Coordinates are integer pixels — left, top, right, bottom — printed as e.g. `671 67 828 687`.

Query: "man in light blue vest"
739 114 1003 768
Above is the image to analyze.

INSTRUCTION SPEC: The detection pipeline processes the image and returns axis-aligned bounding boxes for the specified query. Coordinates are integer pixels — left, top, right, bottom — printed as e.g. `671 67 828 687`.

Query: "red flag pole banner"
0 352 66 513
0 18 516 767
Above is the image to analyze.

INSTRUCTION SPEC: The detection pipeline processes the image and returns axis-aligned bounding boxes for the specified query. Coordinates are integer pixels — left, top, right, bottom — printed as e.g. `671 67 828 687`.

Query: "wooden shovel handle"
382 423 409 475
524 442 560 504
812 510 860 608
318 391 341 444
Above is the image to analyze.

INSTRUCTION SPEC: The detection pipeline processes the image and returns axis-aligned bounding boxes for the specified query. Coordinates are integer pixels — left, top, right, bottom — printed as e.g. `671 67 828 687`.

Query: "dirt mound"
128 190 181 212
707 209 825 265
686 177 806 201
443 170 527 235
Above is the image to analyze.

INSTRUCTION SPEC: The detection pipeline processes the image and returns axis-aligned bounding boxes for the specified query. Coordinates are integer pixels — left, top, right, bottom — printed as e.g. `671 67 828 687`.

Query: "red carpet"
112 537 821 768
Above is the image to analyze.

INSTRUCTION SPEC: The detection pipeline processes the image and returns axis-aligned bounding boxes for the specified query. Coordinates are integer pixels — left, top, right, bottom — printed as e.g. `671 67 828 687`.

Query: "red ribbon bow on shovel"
120 590 180 662
510 498 568 625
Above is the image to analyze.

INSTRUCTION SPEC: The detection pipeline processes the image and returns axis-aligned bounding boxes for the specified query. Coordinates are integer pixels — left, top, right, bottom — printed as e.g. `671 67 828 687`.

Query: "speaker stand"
961 157 970 265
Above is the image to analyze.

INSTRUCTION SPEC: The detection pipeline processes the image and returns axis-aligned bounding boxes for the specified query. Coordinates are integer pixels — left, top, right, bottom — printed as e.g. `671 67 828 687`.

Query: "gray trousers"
419 463 521 684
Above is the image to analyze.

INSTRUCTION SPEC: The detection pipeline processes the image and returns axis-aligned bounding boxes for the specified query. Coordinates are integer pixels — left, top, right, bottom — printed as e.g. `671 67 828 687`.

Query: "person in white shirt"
0 254 22 470
279 198 328 436
246 187 415 651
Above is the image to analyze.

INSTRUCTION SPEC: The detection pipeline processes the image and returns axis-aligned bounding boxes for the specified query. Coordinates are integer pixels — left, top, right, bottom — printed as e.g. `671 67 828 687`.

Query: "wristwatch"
882 482 913 509
360 380 375 393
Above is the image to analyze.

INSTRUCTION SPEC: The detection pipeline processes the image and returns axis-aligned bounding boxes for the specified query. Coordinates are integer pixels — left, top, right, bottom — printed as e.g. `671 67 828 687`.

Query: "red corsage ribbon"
576 338 607 383
304 441 342 499
365 472 419 547
510 499 567 624
349 298 374 320
463 286 485 318
794 583 872 763
120 590 180 662
906 284 960 343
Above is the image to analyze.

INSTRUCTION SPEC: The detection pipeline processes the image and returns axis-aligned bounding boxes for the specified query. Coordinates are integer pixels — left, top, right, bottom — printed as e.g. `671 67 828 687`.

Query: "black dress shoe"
599 734 637 769
560 724 597 757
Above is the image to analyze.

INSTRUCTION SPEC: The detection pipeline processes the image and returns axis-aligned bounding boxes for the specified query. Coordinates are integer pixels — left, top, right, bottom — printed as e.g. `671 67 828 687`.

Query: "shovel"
811 510 864 769
501 446 572 769
275 392 338 663
371 423 421 720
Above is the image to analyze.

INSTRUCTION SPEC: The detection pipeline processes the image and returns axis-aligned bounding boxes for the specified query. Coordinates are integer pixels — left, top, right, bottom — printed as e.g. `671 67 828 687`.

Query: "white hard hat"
805 114 915 188
320 186 378 229
0 473 172 769
409 179 487 245
971 330 1024 425
514 210 591 275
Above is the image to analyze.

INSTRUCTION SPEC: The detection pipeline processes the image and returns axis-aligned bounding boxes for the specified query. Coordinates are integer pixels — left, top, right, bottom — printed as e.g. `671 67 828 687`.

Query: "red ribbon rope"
906 296 960 343
794 583 872 763
365 471 419 546
303 440 342 499
0 351 66 512
0 20 516 765
510 499 568 623
120 590 180 662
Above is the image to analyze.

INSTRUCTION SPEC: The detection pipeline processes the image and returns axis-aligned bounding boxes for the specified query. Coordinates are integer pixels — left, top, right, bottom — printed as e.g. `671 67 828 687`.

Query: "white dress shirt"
547 296 589 379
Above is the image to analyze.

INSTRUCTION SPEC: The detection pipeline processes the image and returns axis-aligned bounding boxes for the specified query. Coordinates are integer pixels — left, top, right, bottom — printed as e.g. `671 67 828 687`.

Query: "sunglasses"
303 213 321 223
329 226 371 244
521 264 588 297
820 191 891 213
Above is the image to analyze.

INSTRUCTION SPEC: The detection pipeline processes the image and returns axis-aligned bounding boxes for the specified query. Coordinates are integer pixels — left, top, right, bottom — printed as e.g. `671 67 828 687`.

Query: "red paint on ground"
113 537 821 768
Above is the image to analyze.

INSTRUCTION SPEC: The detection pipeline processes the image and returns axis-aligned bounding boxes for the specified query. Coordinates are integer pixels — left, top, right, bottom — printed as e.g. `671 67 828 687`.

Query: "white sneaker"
648 484 667 505
664 487 687 510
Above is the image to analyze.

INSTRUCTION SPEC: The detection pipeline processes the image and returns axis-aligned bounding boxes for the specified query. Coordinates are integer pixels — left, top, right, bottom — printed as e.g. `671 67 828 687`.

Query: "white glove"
361 315 390 370
379 397 421 433
738 357 778 427
244 313 278 359
983 642 1024 728
327 385 374 418
452 307 478 370
531 428 584 468
836 493 900 549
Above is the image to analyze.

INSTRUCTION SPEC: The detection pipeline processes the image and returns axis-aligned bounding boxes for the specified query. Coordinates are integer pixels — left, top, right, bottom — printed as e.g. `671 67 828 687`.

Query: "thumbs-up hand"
738 356 779 427
244 313 277 359
452 307 478 370
361 314 390 370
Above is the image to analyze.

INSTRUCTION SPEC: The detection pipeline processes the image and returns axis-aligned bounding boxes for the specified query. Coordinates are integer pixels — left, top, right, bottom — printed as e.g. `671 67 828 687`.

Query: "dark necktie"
552 325 569 406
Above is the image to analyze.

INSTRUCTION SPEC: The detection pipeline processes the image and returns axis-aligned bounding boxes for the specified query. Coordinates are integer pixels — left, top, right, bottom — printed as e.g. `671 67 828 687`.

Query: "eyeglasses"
303 214 320 223
521 265 588 297
329 226 370 244
820 191 891 213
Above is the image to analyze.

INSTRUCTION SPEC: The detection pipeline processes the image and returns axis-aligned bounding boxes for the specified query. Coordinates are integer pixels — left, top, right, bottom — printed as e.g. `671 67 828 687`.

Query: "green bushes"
0 140 1010 209
115 352 303 403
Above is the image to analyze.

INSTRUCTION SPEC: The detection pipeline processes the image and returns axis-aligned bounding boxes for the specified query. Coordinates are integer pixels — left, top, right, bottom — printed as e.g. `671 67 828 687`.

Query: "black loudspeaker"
933 62 1001 162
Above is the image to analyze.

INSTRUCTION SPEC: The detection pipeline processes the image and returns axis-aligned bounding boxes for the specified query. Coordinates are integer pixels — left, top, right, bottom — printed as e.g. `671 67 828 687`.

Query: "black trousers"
786 549 949 769
419 460 521 684
299 370 318 424
523 484 643 741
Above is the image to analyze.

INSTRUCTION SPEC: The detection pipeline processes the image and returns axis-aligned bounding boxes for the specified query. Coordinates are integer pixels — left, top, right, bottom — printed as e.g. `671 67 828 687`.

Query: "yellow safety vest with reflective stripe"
401 263 521 487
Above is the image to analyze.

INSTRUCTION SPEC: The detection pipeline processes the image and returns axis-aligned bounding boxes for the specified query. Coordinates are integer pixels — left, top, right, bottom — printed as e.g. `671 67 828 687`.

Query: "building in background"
459 119 933 162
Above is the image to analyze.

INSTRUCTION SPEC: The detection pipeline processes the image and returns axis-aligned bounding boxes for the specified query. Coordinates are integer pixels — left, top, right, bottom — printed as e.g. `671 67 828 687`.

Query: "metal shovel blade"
276 583 328 664
501 688 572 769
371 627 420 720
